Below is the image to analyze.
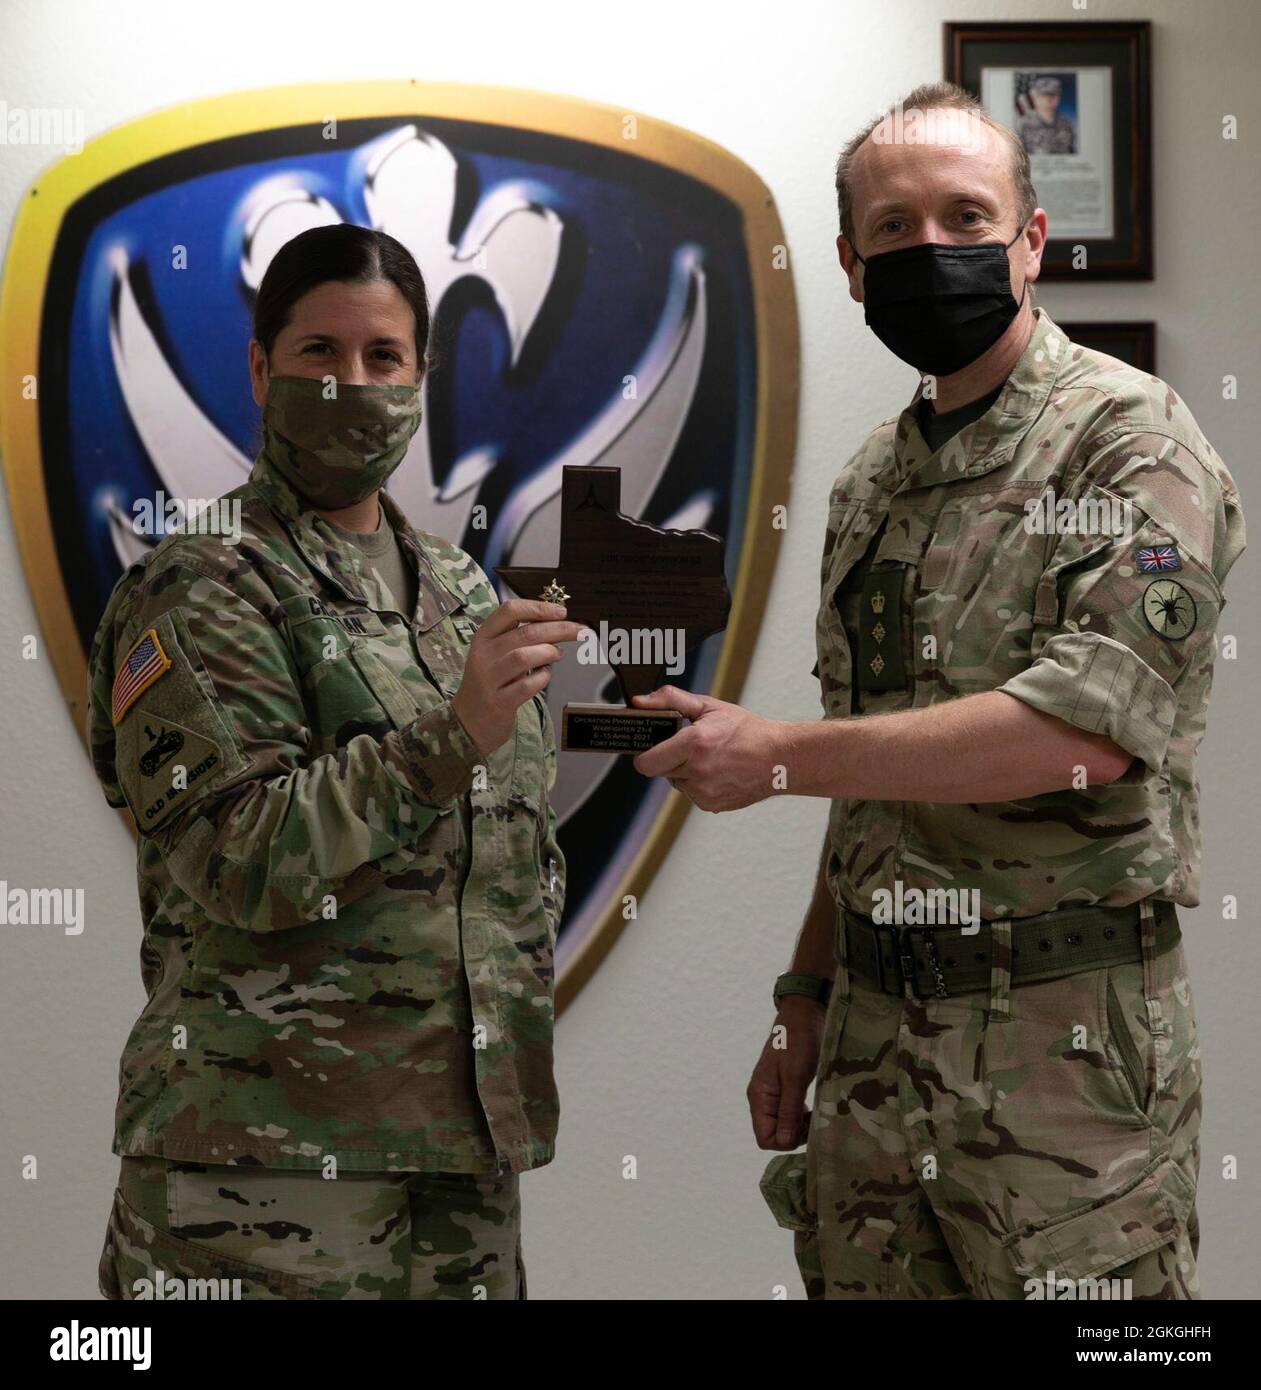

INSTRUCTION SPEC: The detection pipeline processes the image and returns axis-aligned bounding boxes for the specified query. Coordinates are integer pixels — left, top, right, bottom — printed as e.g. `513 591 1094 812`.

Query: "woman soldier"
87 223 580 1300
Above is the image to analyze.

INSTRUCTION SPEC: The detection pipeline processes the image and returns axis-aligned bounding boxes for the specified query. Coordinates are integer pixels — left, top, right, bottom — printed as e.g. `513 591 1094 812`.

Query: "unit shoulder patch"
122 709 224 831
111 627 171 724
1141 578 1197 641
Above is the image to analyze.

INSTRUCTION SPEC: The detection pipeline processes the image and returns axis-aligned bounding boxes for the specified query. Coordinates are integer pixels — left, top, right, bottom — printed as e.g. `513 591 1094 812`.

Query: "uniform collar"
889 306 1069 493
378 487 464 628
248 451 461 628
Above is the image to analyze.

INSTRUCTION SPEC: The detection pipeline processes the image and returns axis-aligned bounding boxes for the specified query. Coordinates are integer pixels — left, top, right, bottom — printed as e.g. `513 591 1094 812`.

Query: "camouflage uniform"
87 436 564 1298
762 309 1245 1299
100 1157 524 1300
1019 112 1076 156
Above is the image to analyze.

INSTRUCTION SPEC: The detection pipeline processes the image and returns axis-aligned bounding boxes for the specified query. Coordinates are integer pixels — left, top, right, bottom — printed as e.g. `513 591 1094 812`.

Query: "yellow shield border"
0 80 799 1010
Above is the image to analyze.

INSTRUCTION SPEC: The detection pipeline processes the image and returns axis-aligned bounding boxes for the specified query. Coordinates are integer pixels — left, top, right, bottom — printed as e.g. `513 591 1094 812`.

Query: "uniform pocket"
282 595 446 742
1104 969 1154 1119
920 503 963 591
1003 1151 1195 1285
1104 950 1201 1119
349 645 427 730
921 482 1047 594
917 481 1048 686
817 503 883 717
813 986 851 1091
280 597 388 674
99 1186 324 1301
759 1151 816 1234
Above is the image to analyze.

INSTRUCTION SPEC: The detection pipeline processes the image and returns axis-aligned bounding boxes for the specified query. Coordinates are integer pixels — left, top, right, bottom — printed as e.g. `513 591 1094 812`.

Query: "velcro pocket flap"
759 1152 816 1234
349 645 422 730
1004 1152 1195 1282
103 1187 322 1300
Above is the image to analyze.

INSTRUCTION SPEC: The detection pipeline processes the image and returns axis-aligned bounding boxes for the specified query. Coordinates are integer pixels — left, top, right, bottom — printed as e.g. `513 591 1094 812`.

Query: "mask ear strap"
1007 221 1032 308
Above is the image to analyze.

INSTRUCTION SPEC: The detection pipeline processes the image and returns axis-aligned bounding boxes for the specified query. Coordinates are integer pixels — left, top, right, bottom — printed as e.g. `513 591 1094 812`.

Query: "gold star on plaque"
871 621 886 644
539 578 570 604
870 653 885 676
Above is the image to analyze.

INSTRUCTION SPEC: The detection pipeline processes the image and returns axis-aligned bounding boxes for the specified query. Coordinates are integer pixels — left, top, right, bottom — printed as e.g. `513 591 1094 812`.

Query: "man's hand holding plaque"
628 686 783 811
495 465 731 755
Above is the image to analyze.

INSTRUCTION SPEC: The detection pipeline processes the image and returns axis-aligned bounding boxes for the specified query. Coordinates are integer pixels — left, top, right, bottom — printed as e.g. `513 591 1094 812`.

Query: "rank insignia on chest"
858 571 907 691
1136 544 1181 573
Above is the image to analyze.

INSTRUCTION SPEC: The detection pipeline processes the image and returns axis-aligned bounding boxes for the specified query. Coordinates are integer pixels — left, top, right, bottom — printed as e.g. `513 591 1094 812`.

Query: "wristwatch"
773 972 833 1009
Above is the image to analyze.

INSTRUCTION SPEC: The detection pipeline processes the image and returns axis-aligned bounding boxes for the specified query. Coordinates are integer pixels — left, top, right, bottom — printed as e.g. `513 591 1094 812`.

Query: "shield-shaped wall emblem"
0 81 798 1007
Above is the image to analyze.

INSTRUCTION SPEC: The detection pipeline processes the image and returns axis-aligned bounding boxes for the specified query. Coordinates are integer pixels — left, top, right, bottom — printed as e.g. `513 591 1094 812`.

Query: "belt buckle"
895 927 919 998
875 925 923 1000
868 923 924 999
898 926 952 1000
863 918 900 996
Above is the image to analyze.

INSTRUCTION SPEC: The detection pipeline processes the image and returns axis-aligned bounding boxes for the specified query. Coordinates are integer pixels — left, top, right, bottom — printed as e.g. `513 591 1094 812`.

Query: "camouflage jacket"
816 308 1245 920
87 453 564 1174
1019 113 1076 156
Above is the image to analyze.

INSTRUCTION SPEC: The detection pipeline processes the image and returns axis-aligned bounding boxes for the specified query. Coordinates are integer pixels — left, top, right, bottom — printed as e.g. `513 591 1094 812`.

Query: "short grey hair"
834 81 1037 250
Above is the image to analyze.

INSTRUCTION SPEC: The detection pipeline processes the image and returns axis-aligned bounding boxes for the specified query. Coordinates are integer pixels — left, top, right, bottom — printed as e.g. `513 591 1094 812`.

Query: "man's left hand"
630 686 783 812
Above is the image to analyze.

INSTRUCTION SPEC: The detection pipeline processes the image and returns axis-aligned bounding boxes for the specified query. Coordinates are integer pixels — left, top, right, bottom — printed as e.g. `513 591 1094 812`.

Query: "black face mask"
854 228 1027 375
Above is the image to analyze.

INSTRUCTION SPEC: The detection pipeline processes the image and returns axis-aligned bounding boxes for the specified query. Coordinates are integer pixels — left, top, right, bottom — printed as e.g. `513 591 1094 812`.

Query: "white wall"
1 0 1257 1299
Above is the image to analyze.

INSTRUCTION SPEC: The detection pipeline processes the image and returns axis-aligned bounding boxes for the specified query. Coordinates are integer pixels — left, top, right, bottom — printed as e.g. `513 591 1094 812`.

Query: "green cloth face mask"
261 375 423 509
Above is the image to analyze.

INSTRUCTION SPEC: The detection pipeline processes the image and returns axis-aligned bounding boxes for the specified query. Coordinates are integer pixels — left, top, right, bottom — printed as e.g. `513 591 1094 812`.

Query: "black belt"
840 899 1180 1000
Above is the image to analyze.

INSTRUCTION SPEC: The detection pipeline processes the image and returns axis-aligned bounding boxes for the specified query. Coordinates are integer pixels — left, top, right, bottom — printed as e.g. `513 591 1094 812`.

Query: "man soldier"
632 83 1244 1299
1019 75 1077 156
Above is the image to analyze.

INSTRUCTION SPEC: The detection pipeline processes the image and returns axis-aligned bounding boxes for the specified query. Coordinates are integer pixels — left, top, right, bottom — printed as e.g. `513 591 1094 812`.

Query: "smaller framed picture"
1058 321 1156 375
945 21 1152 279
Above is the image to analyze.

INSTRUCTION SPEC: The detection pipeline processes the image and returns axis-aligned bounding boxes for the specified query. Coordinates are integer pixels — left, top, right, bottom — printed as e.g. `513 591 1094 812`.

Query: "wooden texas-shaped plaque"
495 465 731 753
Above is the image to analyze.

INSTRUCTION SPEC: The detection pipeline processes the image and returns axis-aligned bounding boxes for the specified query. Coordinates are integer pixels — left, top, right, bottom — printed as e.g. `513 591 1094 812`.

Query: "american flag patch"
111 627 171 725
1136 545 1181 573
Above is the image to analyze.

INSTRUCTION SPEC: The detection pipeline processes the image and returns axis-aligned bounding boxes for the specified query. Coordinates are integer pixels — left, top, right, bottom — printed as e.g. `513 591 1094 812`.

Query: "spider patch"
1141 579 1197 641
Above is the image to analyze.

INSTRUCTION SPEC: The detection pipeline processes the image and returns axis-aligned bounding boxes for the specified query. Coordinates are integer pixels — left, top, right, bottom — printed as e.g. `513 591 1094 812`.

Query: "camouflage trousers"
99 1156 524 1300
762 922 1201 1300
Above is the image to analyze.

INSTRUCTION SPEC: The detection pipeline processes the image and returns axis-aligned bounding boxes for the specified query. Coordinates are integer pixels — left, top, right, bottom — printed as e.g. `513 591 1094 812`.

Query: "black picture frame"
1058 321 1156 374
945 21 1152 279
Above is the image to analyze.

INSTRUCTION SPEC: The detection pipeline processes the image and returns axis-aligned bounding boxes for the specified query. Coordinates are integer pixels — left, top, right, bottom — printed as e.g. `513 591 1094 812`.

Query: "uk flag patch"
1136 544 1182 573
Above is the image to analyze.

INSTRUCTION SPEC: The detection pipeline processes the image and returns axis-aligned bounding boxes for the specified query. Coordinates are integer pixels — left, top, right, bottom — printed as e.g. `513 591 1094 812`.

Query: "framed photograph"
945 21 1152 279
1058 321 1156 375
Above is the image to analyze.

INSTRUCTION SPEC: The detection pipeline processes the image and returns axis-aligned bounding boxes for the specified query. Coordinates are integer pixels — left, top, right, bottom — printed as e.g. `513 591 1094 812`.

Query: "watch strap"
773 972 833 1008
